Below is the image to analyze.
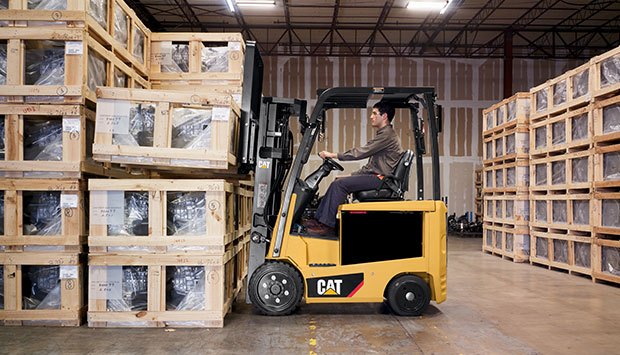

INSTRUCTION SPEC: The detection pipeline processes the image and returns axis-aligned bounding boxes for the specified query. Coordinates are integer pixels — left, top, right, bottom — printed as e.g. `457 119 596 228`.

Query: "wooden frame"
529 192 593 234
483 125 529 165
482 159 529 194
149 32 244 86
592 238 620 285
529 105 593 158
529 231 592 276
88 179 248 254
482 92 530 137
0 29 147 105
592 95 620 145
483 193 529 226
591 45 620 100
592 192 620 238
483 222 529 263
93 88 241 171
593 143 620 191
1 179 86 252
529 149 593 192
87 239 247 328
149 84 242 107
0 252 84 326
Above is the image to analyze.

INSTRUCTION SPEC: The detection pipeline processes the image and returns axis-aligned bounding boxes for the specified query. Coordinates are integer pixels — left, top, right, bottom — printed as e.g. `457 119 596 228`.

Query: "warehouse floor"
1 236 619 354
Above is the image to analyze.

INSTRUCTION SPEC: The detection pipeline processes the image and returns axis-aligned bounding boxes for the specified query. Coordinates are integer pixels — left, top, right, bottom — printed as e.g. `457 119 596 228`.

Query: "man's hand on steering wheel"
319 151 344 171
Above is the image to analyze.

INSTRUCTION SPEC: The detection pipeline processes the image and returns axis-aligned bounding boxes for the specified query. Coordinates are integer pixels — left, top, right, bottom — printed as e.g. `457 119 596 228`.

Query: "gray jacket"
337 125 402 176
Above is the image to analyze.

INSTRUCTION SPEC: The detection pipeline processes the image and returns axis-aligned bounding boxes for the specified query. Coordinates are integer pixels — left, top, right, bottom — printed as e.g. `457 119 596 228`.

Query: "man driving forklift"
305 101 402 235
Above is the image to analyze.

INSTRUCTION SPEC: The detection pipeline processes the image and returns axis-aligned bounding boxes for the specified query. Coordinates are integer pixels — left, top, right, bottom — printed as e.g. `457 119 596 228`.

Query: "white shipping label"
90 191 125 225
61 194 79 208
63 118 81 133
90 266 123 300
151 41 173 65
96 99 130 134
60 266 79 279
212 107 230 121
228 41 241 51
66 41 83 55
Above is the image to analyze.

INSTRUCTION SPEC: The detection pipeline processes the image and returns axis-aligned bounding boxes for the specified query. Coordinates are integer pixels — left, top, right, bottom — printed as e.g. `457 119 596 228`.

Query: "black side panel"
341 210 423 265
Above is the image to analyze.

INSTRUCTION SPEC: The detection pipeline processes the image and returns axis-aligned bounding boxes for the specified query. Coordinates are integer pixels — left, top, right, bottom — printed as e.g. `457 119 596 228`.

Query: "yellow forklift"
244 87 446 316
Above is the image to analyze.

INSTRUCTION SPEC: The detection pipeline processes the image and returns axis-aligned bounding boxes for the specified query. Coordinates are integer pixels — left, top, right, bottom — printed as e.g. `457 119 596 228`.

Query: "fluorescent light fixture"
236 0 276 7
225 0 235 12
407 0 452 13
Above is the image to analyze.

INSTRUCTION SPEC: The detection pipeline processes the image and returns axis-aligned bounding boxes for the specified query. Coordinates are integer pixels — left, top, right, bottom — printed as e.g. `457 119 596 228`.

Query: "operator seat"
354 149 414 202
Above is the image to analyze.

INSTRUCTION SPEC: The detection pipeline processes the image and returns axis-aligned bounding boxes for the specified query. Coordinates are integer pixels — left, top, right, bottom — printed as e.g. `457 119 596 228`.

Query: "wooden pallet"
0 179 86 252
0 28 148 105
591 45 620 100
88 179 249 254
0 252 84 326
92 87 241 171
0 0 151 76
529 64 593 122
592 192 620 238
529 104 593 158
482 92 530 137
592 95 620 146
483 222 529 263
529 192 593 234
529 230 592 276
530 149 593 192
149 32 244 86
482 159 529 194
483 193 529 226
87 242 245 328
483 124 529 165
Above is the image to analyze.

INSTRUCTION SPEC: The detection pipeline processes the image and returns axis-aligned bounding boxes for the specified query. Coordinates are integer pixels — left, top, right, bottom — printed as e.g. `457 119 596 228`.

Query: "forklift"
240 85 447 317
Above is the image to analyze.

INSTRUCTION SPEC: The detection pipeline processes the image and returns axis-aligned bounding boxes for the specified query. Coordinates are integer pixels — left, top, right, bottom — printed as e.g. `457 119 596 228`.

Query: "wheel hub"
405 291 415 302
258 272 294 308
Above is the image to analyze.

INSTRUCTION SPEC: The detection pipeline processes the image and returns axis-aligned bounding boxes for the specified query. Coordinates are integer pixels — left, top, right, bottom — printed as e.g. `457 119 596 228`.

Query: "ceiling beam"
124 0 163 31
329 0 340 55
364 0 394 55
446 0 506 56
417 0 464 56
171 0 206 32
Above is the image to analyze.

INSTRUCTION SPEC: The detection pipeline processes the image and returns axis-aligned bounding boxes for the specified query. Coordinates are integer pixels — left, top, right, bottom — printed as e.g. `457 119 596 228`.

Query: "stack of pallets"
482 92 531 262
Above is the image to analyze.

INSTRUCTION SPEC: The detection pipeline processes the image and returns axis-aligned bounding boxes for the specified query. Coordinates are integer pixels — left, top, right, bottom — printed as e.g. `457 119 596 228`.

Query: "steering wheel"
323 157 344 171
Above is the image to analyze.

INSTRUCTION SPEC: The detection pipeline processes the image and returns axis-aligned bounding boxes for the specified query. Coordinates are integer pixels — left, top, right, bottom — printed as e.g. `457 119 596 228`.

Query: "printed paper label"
66 41 83 55
60 266 79 279
63 118 81 133
228 41 241 51
151 41 173 65
90 266 123 300
212 107 230 121
96 99 130 134
60 194 79 209
90 191 125 225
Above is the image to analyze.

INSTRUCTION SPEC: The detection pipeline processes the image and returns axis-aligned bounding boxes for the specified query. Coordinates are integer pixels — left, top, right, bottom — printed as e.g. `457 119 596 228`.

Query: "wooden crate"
150 84 243 107
530 65 592 121
530 150 593 192
0 252 84 326
0 179 86 252
592 95 620 145
592 192 620 238
483 125 529 165
593 143 620 191
591 45 620 100
482 92 530 137
592 238 620 285
483 222 529 262
149 32 244 86
529 230 592 276
482 222 498 254
483 193 529 226
0 28 148 104
92 87 241 171
529 192 593 235
482 159 529 194
0 0 151 76
88 179 241 254
0 104 139 178
529 105 593 158
87 246 242 328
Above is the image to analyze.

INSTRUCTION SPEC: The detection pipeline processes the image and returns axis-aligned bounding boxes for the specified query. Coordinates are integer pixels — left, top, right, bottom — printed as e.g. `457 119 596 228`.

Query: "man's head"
370 101 395 128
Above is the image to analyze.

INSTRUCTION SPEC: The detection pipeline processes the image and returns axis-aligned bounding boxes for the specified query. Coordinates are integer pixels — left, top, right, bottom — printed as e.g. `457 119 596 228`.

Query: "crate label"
90 266 123 300
228 41 241 51
63 118 81 133
66 41 83 55
60 194 79 208
96 99 130 134
212 107 230 121
91 191 125 225
60 266 79 279
151 41 173 65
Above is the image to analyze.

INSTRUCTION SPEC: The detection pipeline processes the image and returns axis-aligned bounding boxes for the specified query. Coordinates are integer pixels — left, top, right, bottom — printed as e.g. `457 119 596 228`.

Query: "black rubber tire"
386 275 431 316
248 261 304 316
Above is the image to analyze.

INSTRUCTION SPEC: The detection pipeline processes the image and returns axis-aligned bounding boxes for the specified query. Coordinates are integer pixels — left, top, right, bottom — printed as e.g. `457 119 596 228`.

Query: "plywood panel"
451 61 473 100
423 59 446 100
478 59 502 101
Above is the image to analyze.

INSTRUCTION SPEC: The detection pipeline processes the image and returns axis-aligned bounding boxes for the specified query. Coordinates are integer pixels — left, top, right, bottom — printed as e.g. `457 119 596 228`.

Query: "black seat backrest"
393 149 414 193
354 149 414 202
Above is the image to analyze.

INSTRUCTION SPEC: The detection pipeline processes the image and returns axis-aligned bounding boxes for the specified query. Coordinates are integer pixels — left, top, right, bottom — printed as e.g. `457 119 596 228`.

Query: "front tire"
248 261 304 316
386 274 431 316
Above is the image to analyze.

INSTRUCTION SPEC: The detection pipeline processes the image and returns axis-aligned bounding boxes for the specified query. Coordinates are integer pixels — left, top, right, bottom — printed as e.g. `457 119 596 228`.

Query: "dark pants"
314 174 381 227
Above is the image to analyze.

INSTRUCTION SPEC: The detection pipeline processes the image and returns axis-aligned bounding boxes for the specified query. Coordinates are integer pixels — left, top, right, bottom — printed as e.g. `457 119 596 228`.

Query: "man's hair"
373 101 396 122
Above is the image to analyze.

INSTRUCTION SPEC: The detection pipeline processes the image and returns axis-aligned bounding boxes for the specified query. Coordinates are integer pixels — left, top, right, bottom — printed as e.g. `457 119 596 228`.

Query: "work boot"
306 222 336 237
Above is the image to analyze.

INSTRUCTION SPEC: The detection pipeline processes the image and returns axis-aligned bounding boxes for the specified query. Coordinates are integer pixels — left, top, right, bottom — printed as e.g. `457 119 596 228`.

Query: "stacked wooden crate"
0 0 150 326
528 60 595 276
590 46 620 284
474 168 483 221
482 92 531 262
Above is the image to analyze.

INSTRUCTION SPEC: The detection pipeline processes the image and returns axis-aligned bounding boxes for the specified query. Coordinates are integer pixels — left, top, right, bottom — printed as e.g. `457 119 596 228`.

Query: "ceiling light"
225 0 235 12
236 0 276 8
407 0 452 13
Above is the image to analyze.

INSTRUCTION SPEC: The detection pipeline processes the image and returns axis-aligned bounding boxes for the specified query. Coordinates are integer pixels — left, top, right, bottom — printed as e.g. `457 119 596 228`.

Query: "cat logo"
317 279 343 296
258 160 271 169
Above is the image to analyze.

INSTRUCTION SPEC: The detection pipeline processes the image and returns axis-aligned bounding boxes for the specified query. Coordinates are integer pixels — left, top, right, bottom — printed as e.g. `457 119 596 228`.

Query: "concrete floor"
1 236 620 355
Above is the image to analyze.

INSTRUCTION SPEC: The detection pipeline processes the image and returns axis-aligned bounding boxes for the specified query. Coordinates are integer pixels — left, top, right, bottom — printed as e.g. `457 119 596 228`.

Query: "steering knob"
323 157 344 171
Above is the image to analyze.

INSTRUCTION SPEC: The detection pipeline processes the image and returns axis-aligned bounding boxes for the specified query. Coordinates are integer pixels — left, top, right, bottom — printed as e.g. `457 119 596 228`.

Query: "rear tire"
386 275 431 316
248 261 304 316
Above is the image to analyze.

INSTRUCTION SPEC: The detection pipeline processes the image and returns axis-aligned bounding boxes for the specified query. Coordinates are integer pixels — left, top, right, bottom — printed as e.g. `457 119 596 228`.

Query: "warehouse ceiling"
128 0 620 59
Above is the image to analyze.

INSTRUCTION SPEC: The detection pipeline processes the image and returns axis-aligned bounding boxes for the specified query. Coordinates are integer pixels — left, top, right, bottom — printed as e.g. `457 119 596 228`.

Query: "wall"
261 56 584 216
